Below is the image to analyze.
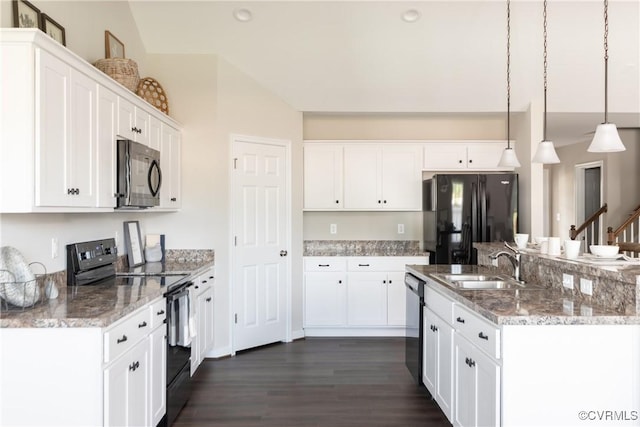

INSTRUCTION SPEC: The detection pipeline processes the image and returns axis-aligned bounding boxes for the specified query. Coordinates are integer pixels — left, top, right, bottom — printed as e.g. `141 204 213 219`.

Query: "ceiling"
128 0 640 145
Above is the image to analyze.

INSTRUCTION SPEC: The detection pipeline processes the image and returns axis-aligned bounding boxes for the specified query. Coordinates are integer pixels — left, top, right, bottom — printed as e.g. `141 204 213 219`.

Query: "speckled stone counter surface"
1 249 215 328
475 242 639 313
407 264 640 326
304 240 427 256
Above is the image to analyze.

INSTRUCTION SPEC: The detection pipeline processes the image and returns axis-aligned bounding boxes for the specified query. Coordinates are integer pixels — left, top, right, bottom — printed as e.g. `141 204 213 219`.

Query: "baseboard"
291 329 305 341
303 327 406 337
206 345 232 359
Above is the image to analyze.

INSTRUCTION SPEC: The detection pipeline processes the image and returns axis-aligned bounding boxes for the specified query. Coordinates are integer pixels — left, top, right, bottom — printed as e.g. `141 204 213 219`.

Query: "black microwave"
116 139 161 209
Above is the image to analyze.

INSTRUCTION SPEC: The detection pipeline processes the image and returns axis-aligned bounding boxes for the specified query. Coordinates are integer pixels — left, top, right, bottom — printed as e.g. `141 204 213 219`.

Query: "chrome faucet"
489 242 523 283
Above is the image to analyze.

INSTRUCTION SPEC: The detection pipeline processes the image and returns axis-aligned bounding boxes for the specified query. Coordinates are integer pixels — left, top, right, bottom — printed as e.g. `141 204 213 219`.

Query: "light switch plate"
397 224 405 234
330 224 337 234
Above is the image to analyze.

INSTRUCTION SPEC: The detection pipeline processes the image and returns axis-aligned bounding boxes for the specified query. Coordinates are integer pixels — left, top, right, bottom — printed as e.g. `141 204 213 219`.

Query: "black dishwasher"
404 272 426 387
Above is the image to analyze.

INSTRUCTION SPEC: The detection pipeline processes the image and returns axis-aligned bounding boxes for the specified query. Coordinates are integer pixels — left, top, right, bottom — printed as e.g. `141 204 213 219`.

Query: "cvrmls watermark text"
578 410 638 422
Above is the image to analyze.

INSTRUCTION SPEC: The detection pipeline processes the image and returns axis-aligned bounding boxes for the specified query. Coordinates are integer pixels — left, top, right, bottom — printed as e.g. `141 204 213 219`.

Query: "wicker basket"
137 77 169 115
94 58 140 92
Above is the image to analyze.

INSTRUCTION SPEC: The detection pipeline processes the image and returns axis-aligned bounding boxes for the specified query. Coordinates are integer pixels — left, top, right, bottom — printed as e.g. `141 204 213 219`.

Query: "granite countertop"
1 252 215 329
304 240 428 257
407 264 640 326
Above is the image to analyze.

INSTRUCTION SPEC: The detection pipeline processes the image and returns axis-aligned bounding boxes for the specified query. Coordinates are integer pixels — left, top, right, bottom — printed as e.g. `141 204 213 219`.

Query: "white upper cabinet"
424 141 514 171
36 50 96 208
304 141 422 211
0 29 182 212
158 124 182 210
303 144 344 209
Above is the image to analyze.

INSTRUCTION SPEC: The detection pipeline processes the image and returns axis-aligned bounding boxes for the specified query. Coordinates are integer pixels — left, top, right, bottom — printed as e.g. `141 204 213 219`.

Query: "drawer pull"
157 309 165 315
318 264 330 267
358 264 370 267
206 297 212 302
138 321 147 328
209 276 214 279
478 332 489 340
117 335 128 344
456 317 465 324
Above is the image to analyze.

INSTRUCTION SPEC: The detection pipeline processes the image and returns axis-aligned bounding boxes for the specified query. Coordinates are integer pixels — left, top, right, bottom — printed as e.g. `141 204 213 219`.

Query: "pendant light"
532 0 560 164
587 0 625 152
498 0 521 168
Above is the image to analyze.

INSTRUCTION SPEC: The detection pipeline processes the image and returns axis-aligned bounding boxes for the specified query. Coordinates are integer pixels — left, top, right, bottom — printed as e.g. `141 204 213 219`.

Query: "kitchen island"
409 262 640 427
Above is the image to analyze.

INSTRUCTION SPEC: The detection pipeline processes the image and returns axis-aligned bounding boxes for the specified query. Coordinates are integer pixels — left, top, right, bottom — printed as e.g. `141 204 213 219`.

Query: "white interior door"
231 136 289 352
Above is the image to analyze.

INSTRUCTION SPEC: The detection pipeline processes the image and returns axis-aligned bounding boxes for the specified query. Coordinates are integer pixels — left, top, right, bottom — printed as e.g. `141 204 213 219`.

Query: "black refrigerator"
423 173 518 265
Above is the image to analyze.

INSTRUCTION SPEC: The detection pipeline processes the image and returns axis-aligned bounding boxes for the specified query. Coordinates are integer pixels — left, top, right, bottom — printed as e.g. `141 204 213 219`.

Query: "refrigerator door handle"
480 178 488 241
471 181 479 244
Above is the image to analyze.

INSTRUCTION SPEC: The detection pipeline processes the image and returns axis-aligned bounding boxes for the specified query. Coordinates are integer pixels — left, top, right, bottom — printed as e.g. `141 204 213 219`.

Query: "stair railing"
607 204 640 257
569 203 608 252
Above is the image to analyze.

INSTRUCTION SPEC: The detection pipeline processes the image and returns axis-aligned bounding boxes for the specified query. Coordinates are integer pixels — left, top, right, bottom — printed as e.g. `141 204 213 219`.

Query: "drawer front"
348 256 429 272
304 257 346 272
104 308 151 363
425 286 454 325
149 297 167 329
453 304 500 359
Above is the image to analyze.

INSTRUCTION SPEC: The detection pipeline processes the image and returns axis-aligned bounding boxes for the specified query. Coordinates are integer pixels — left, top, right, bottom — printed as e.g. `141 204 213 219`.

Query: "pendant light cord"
543 0 548 141
603 0 609 123
506 0 511 149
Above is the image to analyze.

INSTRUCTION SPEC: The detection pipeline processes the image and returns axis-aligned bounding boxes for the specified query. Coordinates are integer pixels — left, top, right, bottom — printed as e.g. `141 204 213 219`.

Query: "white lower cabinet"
423 306 454 423
191 268 215 375
304 256 428 335
104 338 150 427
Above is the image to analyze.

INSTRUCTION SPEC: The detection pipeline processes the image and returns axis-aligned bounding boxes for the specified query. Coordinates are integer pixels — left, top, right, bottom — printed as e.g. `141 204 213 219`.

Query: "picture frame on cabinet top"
41 14 66 46
105 30 125 59
12 0 40 28
123 221 145 267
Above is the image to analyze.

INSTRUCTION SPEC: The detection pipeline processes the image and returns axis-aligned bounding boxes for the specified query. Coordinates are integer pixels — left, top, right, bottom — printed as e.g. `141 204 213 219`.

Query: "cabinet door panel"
134 107 150 146
127 338 150 427
159 124 181 209
96 86 117 207
435 318 454 422
117 97 136 140
304 144 343 209
343 145 381 209
150 326 167 426
381 144 422 210
347 272 386 325
69 68 96 206
424 143 467 170
466 142 506 170
304 273 346 326
386 272 406 326
104 355 128 427
453 334 476 427
36 49 69 206
423 308 438 395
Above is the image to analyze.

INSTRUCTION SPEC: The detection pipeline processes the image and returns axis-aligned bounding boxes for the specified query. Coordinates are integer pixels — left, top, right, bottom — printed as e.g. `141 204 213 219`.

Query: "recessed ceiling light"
401 9 421 23
233 8 253 23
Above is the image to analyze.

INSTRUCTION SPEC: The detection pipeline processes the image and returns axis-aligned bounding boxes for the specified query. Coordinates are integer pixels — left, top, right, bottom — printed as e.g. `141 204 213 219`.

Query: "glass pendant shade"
498 147 521 168
587 123 625 152
532 140 560 164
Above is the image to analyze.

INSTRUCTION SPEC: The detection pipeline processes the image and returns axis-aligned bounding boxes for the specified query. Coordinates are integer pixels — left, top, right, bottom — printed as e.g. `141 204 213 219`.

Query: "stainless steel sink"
433 273 533 290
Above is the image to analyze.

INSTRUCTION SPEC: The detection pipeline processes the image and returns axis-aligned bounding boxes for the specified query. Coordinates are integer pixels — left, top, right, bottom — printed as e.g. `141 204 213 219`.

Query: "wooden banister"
570 204 608 240
607 204 640 244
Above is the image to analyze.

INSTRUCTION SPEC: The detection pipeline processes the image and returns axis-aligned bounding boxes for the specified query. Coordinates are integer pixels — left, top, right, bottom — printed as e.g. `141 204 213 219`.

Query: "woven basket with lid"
94 58 140 92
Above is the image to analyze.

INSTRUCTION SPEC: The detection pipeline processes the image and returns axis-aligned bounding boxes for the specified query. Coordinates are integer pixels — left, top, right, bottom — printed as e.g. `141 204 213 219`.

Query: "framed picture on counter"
124 221 145 267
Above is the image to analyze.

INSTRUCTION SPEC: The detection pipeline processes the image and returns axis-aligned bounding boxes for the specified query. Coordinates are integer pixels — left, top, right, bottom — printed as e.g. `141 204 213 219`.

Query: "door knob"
280 250 288 257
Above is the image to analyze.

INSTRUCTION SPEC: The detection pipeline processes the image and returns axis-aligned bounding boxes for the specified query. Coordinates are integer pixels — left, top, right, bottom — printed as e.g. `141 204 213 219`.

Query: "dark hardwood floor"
173 337 452 427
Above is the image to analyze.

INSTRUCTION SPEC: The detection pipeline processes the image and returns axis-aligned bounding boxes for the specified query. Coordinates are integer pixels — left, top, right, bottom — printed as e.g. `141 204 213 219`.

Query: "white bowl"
534 236 548 245
589 245 619 257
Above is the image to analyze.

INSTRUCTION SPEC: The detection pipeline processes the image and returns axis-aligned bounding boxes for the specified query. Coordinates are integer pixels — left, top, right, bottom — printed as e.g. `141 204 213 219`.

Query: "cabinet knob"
469 159 473 164
202 280 207 284
195 285 199 289
383 200 387 204
171 197 177 202
338 280 342 284
383 280 386 284
388 280 392 284
335 200 339 204
280 250 288 257
456 317 465 324
478 332 489 340
458 160 463 164
206 297 212 302
209 276 214 279
378 200 382 204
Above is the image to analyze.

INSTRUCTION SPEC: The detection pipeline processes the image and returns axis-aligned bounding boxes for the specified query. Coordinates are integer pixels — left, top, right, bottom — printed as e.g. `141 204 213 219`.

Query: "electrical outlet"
397 224 405 234
115 231 119 246
562 274 574 289
491 258 498 267
330 224 337 234
51 238 58 259
580 278 593 296
562 299 574 315
580 305 593 316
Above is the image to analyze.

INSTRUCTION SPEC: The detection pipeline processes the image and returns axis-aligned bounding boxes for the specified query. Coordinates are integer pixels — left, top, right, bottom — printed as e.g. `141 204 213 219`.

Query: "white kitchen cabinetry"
423 286 455 423
343 144 422 210
303 143 344 209
117 96 150 146
104 338 150 427
149 298 167 426
0 29 182 213
96 86 118 208
191 268 215 375
423 141 512 171
36 49 97 207
304 256 428 336
303 141 422 211
159 123 182 210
